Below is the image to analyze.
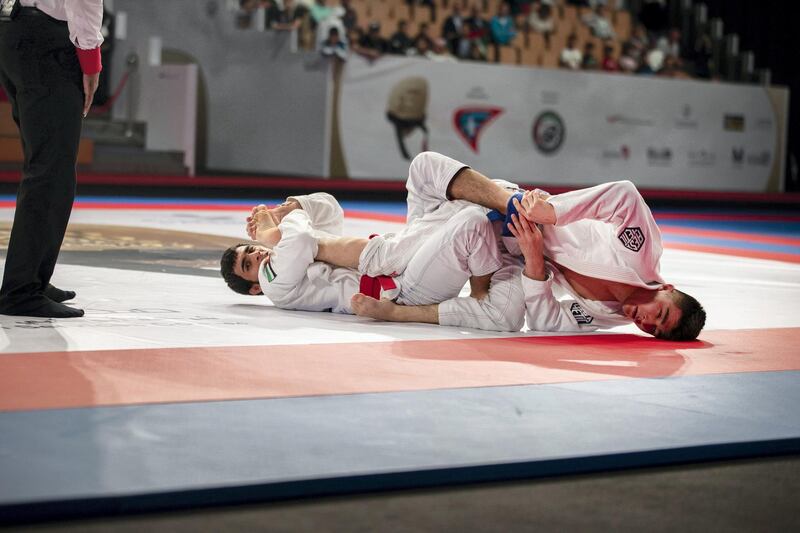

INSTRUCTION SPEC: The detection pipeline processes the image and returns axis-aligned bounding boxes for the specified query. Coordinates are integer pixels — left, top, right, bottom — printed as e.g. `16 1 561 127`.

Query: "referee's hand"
82 72 100 117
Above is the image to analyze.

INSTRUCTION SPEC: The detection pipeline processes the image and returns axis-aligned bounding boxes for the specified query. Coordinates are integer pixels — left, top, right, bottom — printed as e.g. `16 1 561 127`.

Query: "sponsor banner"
337 56 784 191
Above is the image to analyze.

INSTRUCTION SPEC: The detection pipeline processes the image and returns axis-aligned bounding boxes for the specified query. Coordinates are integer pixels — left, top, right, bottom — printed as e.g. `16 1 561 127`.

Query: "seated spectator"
309 0 333 25
429 38 458 63
236 0 258 29
340 0 357 31
360 21 389 56
636 48 664 75
629 23 650 59
601 43 619 71
693 32 713 79
618 42 639 73
656 27 681 62
267 0 304 31
442 3 465 56
413 22 435 52
320 26 348 61
658 55 690 78
457 20 488 61
347 26 379 61
581 41 599 69
490 3 517 61
466 4 490 43
389 20 414 55
559 33 582 70
528 1 556 48
409 35 432 59
582 4 615 40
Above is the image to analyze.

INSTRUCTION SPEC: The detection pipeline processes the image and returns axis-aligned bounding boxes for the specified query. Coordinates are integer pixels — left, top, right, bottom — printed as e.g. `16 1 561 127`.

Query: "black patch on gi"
570 303 594 325
619 227 646 252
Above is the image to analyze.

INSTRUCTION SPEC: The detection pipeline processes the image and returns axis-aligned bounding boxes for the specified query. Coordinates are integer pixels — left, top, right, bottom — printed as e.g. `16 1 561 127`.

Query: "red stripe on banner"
665 242 800 263
655 213 800 223
0 327 798 412
660 225 800 247
2 170 799 204
343 210 406 223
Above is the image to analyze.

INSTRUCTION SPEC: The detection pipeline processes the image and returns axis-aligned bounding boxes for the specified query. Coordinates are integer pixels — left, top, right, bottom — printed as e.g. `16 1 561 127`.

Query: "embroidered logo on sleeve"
570 303 594 325
261 261 277 283
619 227 646 252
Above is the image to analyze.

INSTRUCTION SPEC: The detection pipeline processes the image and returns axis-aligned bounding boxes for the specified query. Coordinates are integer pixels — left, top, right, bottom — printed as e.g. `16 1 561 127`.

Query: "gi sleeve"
547 180 662 259
437 262 526 332
261 210 318 297
66 0 104 74
288 192 344 236
521 267 598 332
549 181 656 230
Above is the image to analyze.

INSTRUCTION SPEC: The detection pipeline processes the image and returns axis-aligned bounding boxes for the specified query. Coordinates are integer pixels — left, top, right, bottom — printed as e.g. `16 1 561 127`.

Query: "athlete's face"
621 285 683 338
233 244 271 285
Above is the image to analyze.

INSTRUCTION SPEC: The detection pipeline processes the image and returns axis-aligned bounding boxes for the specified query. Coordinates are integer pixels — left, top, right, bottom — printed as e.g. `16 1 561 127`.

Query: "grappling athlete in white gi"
221 152 705 341
220 187 506 320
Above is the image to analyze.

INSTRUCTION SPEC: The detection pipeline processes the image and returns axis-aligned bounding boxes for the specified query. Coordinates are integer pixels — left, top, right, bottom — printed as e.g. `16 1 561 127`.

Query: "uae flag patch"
262 261 277 283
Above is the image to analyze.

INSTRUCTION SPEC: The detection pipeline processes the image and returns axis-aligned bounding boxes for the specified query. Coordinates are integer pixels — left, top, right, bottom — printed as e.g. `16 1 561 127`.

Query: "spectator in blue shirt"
490 3 517 61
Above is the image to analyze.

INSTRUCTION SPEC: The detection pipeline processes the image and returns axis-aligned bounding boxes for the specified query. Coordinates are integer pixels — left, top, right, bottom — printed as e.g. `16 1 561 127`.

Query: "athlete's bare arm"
447 168 514 212
351 293 440 324
316 237 370 269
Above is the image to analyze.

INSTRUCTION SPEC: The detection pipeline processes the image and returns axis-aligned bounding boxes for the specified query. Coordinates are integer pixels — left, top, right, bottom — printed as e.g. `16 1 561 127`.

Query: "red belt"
359 275 397 299
359 233 398 298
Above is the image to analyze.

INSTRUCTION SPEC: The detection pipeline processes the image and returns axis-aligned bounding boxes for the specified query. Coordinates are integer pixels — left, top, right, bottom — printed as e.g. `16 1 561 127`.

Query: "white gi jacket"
256 189 501 314
257 196 360 314
408 151 665 333
524 180 666 332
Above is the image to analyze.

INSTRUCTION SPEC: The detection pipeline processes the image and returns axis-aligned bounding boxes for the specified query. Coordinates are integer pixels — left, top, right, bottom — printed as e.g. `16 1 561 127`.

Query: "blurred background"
1 0 797 200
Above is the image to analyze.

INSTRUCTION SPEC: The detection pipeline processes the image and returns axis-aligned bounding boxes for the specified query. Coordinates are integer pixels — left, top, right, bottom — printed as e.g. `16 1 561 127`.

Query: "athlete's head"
621 285 706 341
220 243 270 295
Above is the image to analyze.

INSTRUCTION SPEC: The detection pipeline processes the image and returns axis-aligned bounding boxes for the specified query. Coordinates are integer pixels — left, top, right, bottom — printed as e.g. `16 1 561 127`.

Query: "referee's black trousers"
0 10 83 312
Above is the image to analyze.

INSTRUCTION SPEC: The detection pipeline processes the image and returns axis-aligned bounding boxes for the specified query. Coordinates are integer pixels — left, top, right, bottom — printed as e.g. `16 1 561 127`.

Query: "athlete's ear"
249 283 263 295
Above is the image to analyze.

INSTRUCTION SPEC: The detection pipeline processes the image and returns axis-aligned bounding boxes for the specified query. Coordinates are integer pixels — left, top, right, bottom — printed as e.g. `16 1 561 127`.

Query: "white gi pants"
388 151 527 332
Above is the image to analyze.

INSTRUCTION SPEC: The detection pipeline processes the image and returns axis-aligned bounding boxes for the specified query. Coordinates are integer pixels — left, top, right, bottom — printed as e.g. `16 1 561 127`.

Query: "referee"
0 0 103 318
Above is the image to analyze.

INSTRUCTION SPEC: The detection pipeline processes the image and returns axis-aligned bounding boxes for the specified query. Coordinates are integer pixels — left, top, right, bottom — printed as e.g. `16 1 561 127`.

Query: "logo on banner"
619 227 646 252
570 303 594 325
747 151 771 166
602 145 631 160
647 147 672 166
688 149 716 167
674 104 698 129
732 147 745 164
755 117 773 131
453 107 503 153
606 114 654 127
724 114 745 132
386 77 430 160
532 110 565 155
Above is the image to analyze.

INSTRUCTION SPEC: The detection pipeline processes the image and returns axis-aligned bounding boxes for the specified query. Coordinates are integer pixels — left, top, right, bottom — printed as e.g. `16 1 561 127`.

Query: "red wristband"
75 47 102 75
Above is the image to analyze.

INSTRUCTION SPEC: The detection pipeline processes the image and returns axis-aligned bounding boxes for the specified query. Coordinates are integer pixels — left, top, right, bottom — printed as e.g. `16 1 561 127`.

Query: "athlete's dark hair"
658 290 706 341
220 244 258 295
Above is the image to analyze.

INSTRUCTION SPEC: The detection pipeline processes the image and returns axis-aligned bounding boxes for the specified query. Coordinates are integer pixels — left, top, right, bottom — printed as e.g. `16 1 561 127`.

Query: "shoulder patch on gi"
570 302 594 325
261 261 277 283
619 227 646 252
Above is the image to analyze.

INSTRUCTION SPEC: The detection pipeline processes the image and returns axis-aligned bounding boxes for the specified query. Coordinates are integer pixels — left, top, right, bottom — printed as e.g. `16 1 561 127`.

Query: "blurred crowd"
236 0 707 80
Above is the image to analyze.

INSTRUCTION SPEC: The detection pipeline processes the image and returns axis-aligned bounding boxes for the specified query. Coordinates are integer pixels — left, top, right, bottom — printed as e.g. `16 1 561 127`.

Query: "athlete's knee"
453 208 493 244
